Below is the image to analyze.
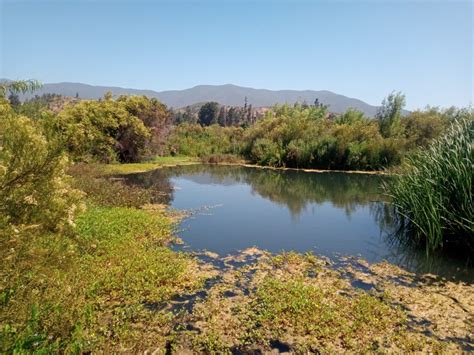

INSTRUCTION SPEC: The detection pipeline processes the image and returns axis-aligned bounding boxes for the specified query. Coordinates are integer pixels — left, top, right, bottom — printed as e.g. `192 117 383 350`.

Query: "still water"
122 164 472 280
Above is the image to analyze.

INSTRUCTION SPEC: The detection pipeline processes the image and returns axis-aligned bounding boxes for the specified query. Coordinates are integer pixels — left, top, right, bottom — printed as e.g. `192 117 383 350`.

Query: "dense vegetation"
0 82 208 352
166 96 459 171
170 97 261 127
386 116 473 252
0 80 472 351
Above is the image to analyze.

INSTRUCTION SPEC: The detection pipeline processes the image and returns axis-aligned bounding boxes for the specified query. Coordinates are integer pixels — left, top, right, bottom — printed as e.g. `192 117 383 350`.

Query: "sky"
1 0 472 109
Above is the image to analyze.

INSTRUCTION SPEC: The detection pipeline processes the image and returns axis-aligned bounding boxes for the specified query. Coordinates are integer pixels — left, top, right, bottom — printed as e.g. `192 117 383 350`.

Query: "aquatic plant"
385 115 473 251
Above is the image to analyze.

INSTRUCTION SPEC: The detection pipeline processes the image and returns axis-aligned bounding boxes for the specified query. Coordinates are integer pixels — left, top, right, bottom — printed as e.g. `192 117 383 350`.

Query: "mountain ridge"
14 81 382 116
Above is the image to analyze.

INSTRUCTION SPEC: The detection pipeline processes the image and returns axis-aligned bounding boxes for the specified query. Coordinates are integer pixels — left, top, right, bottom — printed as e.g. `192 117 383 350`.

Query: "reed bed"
385 114 473 251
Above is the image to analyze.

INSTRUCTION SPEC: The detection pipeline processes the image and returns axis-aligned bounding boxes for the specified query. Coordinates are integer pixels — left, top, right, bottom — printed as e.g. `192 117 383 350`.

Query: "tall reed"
385 114 473 252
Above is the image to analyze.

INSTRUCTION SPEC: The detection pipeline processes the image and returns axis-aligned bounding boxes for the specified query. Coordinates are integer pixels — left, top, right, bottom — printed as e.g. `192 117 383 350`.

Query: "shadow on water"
121 164 473 282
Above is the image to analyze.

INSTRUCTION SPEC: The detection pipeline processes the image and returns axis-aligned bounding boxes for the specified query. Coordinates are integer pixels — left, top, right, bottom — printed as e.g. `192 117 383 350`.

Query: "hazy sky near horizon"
1 0 472 109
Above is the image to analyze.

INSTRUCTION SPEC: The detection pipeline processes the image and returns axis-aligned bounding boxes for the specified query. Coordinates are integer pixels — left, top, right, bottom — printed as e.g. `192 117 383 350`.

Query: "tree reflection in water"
121 164 472 281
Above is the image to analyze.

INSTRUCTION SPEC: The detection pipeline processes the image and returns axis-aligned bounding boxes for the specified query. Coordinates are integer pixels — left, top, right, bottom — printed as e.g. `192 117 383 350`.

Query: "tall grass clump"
386 115 473 252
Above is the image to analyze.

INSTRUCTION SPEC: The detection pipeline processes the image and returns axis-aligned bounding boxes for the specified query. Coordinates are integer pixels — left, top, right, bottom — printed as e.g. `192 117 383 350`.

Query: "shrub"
250 138 283 166
0 102 83 231
165 124 244 157
54 97 151 162
200 154 242 164
117 95 172 157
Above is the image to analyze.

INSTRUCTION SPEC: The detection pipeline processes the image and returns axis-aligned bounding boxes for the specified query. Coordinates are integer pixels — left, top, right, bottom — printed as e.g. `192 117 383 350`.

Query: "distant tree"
376 91 406 137
75 92 79 98
7 92 21 109
301 100 309 109
335 108 366 125
247 104 253 123
18 93 62 119
218 106 227 126
227 107 236 126
184 106 196 124
198 102 219 126
104 91 113 101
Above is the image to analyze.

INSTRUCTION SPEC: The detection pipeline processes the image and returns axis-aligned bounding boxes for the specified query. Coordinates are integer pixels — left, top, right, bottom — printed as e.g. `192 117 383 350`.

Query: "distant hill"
15 82 382 116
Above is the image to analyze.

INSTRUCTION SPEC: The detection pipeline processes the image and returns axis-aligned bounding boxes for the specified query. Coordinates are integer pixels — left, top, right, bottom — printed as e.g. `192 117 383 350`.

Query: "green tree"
7 92 21 109
335 108 366 125
218 106 227 126
198 102 219 126
55 95 151 162
118 95 171 156
376 91 406 137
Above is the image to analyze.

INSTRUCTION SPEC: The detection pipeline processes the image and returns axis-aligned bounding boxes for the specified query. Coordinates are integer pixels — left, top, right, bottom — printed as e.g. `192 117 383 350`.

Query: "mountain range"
17 82 381 116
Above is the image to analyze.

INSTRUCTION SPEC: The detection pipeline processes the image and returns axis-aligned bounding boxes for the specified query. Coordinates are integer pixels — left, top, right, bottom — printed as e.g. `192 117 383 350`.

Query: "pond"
121 164 473 281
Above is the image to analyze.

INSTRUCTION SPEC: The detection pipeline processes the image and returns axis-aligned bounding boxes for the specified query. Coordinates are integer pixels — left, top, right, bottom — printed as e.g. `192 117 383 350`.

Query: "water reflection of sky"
172 177 389 260
122 165 473 282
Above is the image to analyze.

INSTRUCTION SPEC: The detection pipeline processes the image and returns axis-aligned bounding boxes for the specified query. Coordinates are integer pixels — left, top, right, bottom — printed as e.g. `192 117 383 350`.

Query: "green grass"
0 205 207 353
98 156 198 175
385 116 473 251
147 155 197 164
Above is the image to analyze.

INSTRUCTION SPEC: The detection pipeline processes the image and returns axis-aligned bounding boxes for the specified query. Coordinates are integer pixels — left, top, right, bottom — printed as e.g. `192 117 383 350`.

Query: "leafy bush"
0 101 83 231
165 124 244 157
117 95 172 156
386 114 473 251
165 102 458 171
200 154 243 164
242 105 405 170
250 138 283 166
51 94 171 163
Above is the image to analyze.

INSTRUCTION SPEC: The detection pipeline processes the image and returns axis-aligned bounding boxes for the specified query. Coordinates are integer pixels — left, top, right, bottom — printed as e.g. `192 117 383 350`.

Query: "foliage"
385 114 473 251
167 101 459 171
0 79 42 98
242 104 403 170
376 91 406 138
117 95 172 155
165 124 244 157
0 205 206 353
53 94 163 162
198 101 219 126
335 108 365 125
7 93 20 109
200 154 243 164
0 101 83 231
18 93 68 119
401 106 455 149
173 101 259 127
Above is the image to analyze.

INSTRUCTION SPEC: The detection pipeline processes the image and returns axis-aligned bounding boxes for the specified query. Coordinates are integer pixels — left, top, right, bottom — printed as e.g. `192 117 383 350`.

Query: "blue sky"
1 0 472 109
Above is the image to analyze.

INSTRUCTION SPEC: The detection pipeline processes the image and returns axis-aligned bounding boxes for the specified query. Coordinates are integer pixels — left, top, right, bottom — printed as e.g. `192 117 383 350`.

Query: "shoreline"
206 161 391 175
102 157 392 176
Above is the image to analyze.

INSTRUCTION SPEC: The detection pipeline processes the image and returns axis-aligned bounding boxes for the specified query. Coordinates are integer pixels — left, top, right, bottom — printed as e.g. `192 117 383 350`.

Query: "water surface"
122 164 472 281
